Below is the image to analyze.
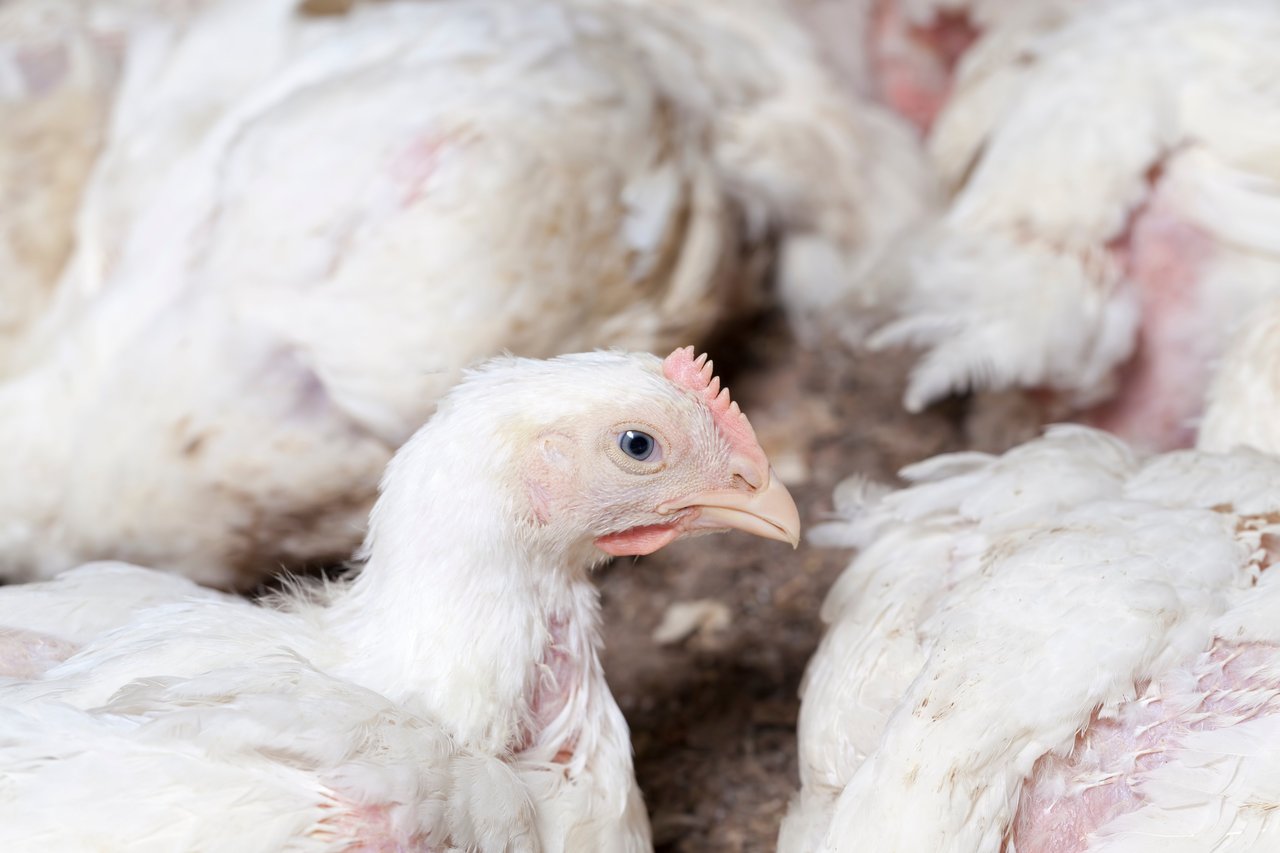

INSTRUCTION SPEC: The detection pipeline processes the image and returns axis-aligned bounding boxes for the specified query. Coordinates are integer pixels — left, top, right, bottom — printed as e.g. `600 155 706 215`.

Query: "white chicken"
788 0 1084 134
783 301 1280 850
36 0 360 320
0 347 800 851
0 0 323 374
0 0 926 588
0 0 132 369
865 0 1280 451
1199 300 1280 459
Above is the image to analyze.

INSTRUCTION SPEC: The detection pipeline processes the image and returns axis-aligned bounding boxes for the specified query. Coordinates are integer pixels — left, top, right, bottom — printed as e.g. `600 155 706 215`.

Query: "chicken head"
491 346 801 560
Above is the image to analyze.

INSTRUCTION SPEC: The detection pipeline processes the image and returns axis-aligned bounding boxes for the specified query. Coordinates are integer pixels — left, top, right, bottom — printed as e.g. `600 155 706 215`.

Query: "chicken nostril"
729 459 767 491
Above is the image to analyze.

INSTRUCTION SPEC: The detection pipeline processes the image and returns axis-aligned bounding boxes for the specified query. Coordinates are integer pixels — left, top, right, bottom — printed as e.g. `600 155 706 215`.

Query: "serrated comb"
662 346 770 487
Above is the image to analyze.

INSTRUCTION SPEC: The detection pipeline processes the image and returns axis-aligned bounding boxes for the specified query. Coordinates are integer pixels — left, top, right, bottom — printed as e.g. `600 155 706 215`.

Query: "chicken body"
0 0 134 370
1199 298 1280 459
0 0 282 371
40 0 348 320
789 0 1084 134
782 425 1280 851
786 300 1280 851
0 0 920 587
867 0 1280 450
0 349 799 851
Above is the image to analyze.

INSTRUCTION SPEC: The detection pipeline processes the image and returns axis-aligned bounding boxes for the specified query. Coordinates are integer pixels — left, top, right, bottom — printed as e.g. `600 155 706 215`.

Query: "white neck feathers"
324 418 608 761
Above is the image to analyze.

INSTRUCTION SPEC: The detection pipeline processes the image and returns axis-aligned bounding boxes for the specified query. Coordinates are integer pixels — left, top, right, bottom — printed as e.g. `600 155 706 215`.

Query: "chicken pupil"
620 430 654 460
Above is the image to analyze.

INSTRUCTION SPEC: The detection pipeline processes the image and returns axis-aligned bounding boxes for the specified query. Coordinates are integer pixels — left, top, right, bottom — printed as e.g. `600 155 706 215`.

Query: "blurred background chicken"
790 0 1085 134
1200 300 1280 458
861 0 1280 451
0 0 930 587
784 299 1280 851
0 0 131 369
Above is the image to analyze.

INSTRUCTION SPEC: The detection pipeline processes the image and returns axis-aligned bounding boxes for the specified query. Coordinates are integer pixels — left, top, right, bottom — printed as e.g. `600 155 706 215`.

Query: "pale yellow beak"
660 469 802 548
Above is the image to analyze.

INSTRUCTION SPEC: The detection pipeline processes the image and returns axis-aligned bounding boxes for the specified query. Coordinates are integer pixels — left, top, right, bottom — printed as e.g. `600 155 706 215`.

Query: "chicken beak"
662 469 802 547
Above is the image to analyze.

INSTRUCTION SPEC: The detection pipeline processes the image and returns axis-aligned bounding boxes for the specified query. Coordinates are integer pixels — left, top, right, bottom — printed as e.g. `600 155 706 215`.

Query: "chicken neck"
323 424 611 762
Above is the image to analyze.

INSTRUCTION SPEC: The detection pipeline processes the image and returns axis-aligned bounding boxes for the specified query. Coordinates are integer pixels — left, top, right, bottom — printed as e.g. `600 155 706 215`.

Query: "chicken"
0 0 131 370
36 0 934 341
864 0 1280 451
782 301 1280 851
2 0 397 364
37 0 355 323
0 347 801 851
1198 296 1280 459
788 0 1083 134
0 0 925 588
784 427 1280 851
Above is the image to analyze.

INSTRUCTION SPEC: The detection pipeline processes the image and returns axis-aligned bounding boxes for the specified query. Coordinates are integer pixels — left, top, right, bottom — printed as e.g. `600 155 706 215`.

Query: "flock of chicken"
2 0 1279 849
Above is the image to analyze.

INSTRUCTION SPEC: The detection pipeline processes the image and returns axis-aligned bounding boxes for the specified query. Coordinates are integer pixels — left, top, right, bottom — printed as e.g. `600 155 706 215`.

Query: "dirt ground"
598 312 1039 852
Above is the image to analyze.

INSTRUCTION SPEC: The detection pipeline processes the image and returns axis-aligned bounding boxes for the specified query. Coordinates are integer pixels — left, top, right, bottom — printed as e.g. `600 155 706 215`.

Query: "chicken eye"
619 430 657 461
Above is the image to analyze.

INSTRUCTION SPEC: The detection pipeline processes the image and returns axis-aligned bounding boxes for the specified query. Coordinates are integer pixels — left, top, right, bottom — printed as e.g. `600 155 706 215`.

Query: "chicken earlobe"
594 524 681 557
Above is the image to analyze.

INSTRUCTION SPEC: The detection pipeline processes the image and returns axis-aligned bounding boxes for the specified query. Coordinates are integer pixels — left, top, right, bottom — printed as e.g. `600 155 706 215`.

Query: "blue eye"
619 430 656 461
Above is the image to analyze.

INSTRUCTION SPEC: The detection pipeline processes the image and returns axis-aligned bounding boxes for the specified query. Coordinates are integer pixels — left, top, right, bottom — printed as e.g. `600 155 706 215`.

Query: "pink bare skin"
1010 640 1280 852
0 628 79 679
868 0 978 133
389 134 452 209
316 800 435 853
519 615 579 765
1084 187 1216 450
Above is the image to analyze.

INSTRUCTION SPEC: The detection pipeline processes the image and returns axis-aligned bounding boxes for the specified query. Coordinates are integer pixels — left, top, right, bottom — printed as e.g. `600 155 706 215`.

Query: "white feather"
0 0 927 587
0 349 764 851
784 426 1280 851
871 0 1280 415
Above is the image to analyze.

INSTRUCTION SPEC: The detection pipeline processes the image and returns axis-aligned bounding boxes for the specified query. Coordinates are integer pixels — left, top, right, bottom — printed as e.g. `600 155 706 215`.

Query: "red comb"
663 346 769 476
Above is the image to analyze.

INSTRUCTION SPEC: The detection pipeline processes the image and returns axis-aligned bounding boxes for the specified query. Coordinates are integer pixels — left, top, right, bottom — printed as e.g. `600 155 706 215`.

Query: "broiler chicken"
1198 296 1280 459
0 347 800 851
0 0 132 370
36 0 357 323
788 0 1084 134
0 0 926 588
783 302 1280 851
865 0 1280 451
0 0 346 376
